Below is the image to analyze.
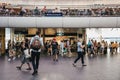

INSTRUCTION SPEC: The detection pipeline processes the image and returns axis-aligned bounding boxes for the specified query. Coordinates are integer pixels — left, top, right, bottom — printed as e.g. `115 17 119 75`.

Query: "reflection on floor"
0 53 120 80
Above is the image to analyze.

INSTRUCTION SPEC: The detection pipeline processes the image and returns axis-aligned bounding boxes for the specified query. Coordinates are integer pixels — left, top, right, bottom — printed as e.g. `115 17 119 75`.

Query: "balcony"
0 16 119 28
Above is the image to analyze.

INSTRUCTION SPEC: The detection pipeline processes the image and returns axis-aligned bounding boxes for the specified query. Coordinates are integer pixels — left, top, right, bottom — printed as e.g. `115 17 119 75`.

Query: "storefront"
4 28 86 54
12 28 85 44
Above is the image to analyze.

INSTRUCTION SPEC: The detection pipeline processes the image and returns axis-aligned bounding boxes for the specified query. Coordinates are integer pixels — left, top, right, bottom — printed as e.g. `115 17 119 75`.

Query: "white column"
5 28 11 49
10 28 14 42
5 28 14 49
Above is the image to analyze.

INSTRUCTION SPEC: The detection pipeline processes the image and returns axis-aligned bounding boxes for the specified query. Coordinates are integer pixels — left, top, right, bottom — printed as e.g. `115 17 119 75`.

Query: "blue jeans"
74 51 84 64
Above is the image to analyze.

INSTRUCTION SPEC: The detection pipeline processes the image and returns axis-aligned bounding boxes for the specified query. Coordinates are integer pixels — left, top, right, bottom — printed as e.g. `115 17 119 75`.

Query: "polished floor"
0 53 120 80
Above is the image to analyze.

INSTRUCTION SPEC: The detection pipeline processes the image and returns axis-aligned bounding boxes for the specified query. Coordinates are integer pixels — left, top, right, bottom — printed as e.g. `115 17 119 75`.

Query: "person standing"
67 39 72 57
0 40 2 56
51 38 59 61
60 40 64 56
82 40 86 56
30 31 44 75
73 39 86 67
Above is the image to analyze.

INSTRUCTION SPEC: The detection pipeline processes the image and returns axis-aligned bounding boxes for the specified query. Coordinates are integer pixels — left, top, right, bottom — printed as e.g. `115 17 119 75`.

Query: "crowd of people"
45 39 72 57
6 37 120 61
0 4 120 16
6 31 120 75
87 39 120 56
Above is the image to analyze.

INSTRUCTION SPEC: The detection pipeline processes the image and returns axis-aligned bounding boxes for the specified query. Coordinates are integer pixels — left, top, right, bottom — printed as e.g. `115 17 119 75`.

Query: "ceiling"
0 0 120 9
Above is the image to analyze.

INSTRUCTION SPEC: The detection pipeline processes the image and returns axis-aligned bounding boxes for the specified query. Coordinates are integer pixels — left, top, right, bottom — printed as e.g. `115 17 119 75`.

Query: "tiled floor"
0 53 120 80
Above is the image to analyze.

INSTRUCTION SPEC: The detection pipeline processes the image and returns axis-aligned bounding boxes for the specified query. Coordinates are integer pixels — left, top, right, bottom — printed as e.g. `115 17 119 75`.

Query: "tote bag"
24 49 31 58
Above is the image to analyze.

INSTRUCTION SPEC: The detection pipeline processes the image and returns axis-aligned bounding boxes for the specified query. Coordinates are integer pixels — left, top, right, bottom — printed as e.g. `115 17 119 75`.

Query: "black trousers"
74 52 84 64
31 51 40 72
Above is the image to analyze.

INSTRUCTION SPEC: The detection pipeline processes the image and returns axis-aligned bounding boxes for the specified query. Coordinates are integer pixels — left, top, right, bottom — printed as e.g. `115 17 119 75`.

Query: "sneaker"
53 59 55 61
56 59 58 62
13 57 16 60
8 58 11 62
18 55 21 58
32 71 37 75
36 70 38 74
26 68 31 70
82 64 87 66
16 66 21 70
32 72 36 75
72 63 76 67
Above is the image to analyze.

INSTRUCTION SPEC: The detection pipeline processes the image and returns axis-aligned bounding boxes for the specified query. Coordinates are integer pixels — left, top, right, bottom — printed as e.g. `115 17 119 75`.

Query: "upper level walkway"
0 16 120 28
1 5 120 28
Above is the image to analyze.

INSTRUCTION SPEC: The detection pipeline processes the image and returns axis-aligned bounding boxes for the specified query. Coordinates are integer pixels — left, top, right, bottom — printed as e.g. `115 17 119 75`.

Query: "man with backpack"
30 31 43 75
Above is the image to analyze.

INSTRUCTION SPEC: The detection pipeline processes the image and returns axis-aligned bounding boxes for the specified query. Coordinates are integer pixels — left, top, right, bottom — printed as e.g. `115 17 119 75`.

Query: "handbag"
24 49 31 58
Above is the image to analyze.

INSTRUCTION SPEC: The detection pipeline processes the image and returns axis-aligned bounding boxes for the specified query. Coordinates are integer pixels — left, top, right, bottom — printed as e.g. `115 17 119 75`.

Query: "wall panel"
36 17 62 28
9 17 36 27
89 17 117 28
0 17 119 28
116 17 120 28
63 17 90 28
0 17 9 27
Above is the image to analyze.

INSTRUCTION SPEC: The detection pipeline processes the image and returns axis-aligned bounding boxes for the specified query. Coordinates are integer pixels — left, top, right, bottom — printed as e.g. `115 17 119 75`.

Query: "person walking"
73 39 86 67
16 39 31 70
30 31 43 75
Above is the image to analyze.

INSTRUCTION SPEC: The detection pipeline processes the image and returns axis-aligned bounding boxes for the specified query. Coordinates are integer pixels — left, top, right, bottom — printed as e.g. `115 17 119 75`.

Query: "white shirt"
60 42 64 49
67 40 70 46
77 41 83 52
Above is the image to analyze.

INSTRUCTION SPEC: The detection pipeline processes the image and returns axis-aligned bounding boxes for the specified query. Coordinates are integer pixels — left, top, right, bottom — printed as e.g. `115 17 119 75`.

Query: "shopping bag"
24 49 31 58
